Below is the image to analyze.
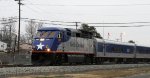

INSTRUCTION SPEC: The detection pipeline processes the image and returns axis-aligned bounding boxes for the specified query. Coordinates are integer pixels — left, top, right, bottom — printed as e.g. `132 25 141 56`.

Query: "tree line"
0 17 43 52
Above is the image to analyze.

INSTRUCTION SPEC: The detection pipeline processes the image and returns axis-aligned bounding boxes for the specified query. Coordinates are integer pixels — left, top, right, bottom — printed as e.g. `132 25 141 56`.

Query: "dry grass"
9 67 150 78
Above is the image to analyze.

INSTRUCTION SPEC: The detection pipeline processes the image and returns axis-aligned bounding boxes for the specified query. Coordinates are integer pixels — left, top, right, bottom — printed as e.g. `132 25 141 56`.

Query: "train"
31 26 150 65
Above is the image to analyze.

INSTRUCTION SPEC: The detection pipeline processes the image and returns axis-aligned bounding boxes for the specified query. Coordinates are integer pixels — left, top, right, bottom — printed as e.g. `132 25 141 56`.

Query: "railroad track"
0 64 35 68
0 63 77 67
0 63 149 68
0 63 132 68
0 63 83 68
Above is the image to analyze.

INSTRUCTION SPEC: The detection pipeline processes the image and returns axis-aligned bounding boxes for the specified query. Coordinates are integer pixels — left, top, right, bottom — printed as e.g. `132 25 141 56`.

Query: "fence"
0 52 31 65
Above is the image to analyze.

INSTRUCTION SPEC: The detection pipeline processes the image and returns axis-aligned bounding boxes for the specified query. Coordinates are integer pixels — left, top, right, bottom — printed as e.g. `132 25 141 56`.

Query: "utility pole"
75 22 78 29
15 0 22 53
18 0 21 53
30 19 34 44
102 20 105 39
120 33 123 42
120 32 125 42
9 18 12 52
75 22 80 29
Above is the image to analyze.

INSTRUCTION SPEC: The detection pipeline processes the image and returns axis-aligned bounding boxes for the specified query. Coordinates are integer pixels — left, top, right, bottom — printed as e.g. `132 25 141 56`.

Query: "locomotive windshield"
41 31 49 38
35 31 57 38
49 31 55 38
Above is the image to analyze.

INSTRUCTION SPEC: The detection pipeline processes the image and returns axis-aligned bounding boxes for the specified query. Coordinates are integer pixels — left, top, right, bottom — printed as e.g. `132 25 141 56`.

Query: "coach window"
111 47 115 52
148 49 150 54
127 48 130 53
113 47 122 53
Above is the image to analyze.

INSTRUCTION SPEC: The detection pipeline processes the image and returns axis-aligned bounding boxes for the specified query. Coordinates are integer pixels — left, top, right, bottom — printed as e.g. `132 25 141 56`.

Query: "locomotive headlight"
40 38 45 41
47 48 51 52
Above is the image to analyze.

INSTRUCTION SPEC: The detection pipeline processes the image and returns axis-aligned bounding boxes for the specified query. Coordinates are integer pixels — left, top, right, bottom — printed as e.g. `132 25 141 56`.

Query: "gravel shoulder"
122 72 150 78
4 64 150 78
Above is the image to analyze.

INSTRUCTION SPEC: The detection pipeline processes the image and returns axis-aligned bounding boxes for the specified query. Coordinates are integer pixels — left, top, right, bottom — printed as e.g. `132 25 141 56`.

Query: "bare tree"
20 34 27 43
37 22 44 30
0 17 17 48
0 17 17 52
25 19 37 44
0 18 7 41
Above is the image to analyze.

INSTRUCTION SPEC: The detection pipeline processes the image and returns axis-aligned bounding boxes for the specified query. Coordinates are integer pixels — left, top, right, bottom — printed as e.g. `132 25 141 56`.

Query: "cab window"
41 31 49 38
49 31 55 38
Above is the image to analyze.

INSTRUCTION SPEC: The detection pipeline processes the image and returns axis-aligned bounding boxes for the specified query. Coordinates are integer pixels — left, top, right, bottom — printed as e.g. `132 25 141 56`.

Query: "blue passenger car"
105 43 134 54
136 46 150 54
95 39 135 59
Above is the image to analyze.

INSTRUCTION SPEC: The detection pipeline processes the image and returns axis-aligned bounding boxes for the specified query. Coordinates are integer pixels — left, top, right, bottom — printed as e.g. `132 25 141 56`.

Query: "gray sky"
0 0 150 46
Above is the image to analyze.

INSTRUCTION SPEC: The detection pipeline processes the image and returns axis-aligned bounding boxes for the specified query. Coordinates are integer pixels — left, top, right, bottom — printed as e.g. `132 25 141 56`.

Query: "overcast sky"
0 0 150 46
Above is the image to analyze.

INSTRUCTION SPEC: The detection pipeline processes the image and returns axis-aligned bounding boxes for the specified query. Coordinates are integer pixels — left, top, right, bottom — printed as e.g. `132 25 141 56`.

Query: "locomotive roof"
38 27 66 31
65 28 80 33
38 26 93 35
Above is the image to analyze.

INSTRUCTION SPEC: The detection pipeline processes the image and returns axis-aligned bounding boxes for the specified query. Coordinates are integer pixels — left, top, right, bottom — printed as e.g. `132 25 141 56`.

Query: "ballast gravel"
0 64 150 77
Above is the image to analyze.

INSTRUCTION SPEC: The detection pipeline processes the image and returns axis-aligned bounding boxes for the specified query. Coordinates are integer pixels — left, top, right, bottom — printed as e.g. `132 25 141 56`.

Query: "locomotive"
31 26 150 65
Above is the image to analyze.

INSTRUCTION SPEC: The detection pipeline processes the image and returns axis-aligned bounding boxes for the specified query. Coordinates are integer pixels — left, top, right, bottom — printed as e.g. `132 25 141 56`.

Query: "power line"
90 25 150 27
22 1 150 18
23 4 67 19
13 17 150 24
5 17 150 28
4 17 150 25
87 22 150 24
23 5 46 18
23 4 150 16
25 3 150 7
24 0 54 15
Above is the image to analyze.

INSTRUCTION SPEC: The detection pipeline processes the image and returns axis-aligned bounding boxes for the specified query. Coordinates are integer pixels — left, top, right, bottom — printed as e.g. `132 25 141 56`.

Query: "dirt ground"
9 67 150 78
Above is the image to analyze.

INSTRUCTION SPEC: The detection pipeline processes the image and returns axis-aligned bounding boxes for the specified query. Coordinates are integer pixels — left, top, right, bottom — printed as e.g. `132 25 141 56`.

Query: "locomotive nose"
33 38 51 49
36 42 45 50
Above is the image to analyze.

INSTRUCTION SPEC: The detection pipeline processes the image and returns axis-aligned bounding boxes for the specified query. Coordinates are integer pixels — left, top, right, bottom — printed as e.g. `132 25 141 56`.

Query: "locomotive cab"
32 28 64 53
31 27 65 65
